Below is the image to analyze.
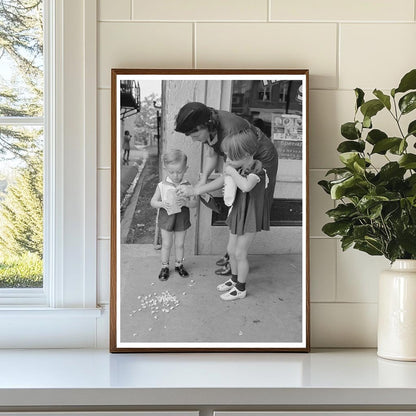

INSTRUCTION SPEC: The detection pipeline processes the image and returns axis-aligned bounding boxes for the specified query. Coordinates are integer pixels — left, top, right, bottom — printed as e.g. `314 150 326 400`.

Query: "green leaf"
377 162 406 181
366 129 388 145
330 175 368 200
408 120 416 138
386 239 402 262
322 221 351 237
357 195 389 212
318 180 331 194
341 235 355 251
373 89 391 110
330 176 355 199
369 203 383 220
399 154 416 169
363 115 372 129
355 88 365 110
341 122 360 140
325 167 351 176
360 99 384 119
326 203 357 220
371 137 402 154
352 224 373 240
353 158 366 174
339 152 360 167
337 140 365 153
337 152 370 174
398 227 416 255
395 69 416 94
398 139 408 155
399 92 416 115
354 241 383 256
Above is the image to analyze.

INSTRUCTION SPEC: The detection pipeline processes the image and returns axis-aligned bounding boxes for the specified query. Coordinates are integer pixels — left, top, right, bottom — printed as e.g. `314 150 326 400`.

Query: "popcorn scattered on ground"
132 290 181 318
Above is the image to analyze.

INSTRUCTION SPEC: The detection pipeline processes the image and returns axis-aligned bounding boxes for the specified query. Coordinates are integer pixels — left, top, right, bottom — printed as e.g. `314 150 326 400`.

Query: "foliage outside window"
0 0 44 288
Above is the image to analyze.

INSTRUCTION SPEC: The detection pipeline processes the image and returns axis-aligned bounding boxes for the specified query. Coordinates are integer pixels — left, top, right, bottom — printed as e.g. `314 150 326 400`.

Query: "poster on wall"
110 69 310 352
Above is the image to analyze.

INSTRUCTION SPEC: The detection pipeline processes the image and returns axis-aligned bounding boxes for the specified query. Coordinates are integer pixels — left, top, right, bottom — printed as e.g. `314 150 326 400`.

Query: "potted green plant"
319 68 416 361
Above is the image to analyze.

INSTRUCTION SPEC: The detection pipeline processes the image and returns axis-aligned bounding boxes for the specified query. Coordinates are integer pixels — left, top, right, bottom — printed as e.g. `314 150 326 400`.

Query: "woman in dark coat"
175 102 278 230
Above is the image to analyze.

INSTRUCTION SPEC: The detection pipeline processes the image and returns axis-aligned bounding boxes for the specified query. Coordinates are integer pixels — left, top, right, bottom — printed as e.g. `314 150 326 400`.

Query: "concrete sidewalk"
120 245 303 344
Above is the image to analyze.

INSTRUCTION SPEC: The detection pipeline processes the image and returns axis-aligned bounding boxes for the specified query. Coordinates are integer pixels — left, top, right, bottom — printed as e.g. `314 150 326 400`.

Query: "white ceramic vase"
378 259 416 361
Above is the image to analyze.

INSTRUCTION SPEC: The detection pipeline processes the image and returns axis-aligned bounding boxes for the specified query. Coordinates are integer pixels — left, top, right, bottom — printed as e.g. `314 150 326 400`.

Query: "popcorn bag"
164 188 182 215
223 175 237 207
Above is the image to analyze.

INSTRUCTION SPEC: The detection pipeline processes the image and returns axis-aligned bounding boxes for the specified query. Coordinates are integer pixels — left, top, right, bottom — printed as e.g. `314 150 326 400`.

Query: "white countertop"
0 348 416 407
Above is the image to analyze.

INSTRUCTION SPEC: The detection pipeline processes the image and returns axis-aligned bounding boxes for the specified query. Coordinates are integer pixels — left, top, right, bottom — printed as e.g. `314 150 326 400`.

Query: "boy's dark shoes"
175 264 189 277
215 264 231 275
158 267 169 281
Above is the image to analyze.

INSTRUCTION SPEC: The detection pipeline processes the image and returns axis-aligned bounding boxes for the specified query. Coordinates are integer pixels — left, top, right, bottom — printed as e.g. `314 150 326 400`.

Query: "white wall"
96 0 416 347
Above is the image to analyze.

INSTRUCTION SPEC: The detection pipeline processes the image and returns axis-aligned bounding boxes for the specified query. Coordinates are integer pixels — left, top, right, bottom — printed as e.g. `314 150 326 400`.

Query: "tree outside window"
0 0 44 288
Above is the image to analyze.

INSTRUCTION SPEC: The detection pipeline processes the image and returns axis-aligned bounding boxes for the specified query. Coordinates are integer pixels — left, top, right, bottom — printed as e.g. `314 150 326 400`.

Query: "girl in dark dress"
216 130 269 300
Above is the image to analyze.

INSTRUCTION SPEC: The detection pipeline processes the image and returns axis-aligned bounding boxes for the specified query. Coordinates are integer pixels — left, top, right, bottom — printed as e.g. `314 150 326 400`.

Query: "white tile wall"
97 239 110 304
98 89 111 168
98 22 193 88
98 169 111 239
96 1 416 347
340 24 416 90
311 303 378 347
310 239 336 302
270 0 415 22
196 23 338 89
99 0 131 21
132 0 268 21
336 246 389 303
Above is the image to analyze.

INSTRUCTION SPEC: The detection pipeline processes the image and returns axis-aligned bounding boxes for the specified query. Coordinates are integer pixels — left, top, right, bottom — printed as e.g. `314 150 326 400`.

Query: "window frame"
0 0 100 348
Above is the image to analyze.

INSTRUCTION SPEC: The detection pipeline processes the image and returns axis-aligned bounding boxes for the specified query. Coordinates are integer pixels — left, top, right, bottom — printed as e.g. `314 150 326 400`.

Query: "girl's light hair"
221 129 258 161
162 148 187 167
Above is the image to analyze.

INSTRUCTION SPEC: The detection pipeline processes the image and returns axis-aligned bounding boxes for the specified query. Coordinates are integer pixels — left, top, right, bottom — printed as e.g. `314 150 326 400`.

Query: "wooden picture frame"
110 69 310 352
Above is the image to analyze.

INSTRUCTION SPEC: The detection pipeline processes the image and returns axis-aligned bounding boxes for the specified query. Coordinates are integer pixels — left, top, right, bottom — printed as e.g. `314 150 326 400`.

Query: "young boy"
150 149 198 281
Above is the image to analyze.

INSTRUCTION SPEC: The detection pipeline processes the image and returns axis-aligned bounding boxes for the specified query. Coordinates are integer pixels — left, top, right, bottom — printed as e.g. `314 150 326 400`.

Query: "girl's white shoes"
217 279 247 300
216 279 236 292
220 287 246 301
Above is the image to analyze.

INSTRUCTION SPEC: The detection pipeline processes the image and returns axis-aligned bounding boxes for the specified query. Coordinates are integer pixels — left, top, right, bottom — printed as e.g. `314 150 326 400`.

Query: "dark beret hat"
175 102 211 134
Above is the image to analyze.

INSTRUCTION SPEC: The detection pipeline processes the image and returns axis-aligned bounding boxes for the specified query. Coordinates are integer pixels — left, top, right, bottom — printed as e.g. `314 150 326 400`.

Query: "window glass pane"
0 0 44 117
0 0 44 291
0 126 43 288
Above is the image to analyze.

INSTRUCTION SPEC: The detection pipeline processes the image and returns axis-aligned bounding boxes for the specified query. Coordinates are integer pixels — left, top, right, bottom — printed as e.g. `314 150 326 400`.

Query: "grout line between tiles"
333 230 338 302
336 23 340 90
268 0 271 22
193 22 197 69
311 301 378 305
97 19 415 24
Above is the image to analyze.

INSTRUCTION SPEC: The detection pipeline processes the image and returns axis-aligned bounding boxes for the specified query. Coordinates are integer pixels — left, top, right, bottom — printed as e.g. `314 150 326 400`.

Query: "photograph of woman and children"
111 71 309 351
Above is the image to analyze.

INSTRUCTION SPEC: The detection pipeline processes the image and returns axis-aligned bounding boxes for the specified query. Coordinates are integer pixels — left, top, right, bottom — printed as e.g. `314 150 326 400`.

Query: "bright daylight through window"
0 0 44 289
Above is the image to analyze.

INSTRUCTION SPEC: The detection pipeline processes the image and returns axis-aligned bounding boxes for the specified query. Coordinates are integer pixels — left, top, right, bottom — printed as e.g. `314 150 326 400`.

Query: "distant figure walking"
123 130 132 164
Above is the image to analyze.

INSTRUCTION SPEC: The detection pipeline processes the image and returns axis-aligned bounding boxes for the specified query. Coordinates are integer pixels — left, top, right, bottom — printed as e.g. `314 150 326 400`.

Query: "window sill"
0 306 101 316
0 307 102 348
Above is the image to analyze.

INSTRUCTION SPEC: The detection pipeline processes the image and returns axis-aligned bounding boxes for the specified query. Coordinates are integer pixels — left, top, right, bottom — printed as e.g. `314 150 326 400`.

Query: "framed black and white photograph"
110 69 310 352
